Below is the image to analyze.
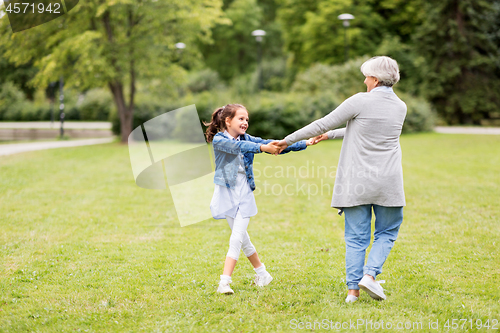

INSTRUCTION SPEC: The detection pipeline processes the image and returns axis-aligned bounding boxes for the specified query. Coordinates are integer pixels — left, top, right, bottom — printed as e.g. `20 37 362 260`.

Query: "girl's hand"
307 133 328 146
261 141 280 155
276 140 288 154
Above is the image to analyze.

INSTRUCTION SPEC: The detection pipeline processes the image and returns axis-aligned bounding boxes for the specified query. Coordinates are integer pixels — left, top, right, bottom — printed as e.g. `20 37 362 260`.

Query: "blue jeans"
344 204 403 290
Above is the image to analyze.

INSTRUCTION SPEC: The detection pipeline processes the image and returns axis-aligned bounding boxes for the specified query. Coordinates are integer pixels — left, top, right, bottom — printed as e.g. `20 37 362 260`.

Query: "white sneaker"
358 275 386 300
345 295 358 303
217 281 234 294
254 274 273 287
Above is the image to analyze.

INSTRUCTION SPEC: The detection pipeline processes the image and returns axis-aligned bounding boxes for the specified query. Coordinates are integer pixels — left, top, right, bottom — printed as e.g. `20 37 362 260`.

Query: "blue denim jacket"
212 131 307 191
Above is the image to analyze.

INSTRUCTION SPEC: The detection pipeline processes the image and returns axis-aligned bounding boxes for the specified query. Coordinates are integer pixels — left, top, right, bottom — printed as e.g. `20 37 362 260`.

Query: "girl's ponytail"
204 107 224 143
204 104 246 142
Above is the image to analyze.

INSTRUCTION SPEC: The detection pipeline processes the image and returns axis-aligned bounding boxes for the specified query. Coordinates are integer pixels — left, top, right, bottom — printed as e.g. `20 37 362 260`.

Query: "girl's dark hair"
204 104 247 142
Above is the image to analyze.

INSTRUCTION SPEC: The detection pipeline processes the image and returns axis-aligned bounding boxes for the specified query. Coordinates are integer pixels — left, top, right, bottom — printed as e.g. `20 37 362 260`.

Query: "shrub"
247 91 340 139
399 92 436 133
79 89 114 121
0 81 27 120
291 57 368 99
186 69 224 93
260 58 287 92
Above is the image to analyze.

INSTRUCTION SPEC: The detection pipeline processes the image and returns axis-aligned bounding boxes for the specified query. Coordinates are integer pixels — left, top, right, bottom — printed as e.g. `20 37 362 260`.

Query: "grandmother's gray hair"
360 56 400 87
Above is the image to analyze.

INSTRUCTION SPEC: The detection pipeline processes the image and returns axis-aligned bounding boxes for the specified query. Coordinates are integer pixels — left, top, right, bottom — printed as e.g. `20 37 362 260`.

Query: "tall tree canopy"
414 0 500 124
0 0 226 141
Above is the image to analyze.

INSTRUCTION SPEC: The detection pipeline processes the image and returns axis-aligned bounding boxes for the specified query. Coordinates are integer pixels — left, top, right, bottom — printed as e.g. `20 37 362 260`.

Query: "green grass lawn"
1 133 499 332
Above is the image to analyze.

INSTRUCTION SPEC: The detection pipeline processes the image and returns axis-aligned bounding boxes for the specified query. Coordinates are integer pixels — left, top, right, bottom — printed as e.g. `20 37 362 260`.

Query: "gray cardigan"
284 90 407 208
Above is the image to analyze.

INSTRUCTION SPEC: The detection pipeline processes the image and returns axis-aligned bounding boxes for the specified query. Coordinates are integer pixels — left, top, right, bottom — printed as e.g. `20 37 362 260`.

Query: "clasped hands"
260 133 329 155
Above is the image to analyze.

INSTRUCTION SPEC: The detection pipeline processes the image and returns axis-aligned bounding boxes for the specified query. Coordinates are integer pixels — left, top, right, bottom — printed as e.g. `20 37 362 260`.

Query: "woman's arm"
311 128 346 144
283 94 362 146
245 134 307 154
327 128 345 139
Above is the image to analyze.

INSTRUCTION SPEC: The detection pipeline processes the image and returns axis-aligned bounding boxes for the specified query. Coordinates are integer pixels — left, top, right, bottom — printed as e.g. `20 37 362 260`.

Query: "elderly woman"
278 56 406 302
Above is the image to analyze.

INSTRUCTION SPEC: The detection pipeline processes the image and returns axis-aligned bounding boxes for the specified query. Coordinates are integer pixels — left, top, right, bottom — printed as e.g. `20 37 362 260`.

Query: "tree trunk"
108 81 133 143
103 10 135 143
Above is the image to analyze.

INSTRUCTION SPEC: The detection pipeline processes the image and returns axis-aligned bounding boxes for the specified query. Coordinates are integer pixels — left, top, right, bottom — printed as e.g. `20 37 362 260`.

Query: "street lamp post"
48 81 57 128
175 42 186 64
337 13 354 62
251 29 266 90
59 76 65 138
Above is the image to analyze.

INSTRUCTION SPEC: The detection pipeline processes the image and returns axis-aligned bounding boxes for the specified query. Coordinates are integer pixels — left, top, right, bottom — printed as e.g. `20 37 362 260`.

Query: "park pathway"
0 121 112 129
434 126 500 135
0 138 114 157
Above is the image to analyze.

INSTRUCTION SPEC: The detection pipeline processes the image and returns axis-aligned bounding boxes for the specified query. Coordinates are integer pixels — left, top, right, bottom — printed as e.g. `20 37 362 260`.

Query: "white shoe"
254 274 273 287
358 275 386 300
217 281 234 294
345 295 358 303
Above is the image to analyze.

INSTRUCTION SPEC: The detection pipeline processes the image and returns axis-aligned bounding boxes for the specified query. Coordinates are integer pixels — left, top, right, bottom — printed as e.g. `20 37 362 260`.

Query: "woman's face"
225 108 249 138
364 76 379 92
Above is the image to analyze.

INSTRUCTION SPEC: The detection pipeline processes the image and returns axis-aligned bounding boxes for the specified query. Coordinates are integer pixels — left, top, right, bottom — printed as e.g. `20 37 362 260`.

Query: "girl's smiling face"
225 108 249 138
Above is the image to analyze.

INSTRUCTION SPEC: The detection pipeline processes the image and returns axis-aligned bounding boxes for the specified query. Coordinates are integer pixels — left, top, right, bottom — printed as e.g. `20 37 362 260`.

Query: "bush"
260 58 288 92
111 97 186 137
186 69 224 93
0 83 115 122
247 91 340 139
399 92 436 133
291 57 368 99
79 89 114 121
0 81 27 120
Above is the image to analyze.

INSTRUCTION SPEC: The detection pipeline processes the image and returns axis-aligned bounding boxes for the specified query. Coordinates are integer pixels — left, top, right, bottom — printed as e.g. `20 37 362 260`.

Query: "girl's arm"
212 134 279 155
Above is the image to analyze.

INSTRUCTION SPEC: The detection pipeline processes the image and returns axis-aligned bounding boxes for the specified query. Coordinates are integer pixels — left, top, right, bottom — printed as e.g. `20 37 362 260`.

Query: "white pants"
226 209 257 260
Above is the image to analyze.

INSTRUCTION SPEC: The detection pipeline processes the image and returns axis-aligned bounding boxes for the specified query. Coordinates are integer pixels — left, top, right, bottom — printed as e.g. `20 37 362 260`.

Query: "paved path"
435 126 500 135
0 121 112 129
0 138 114 157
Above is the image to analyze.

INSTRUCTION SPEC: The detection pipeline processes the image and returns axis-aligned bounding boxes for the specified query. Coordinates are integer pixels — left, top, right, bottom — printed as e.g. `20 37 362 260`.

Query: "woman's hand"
261 141 281 155
276 140 289 154
308 133 328 145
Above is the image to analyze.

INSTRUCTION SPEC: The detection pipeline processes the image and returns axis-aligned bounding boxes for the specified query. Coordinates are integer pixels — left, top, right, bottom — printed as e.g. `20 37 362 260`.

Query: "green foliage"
111 96 186 137
291 57 367 98
248 91 340 139
200 0 284 81
78 89 114 121
375 36 426 95
0 81 26 120
0 45 38 100
110 55 434 138
0 0 227 141
277 0 383 70
398 92 435 134
413 0 500 124
186 69 225 94
260 58 288 92
200 0 263 80
0 81 51 121
289 57 435 134
0 83 115 121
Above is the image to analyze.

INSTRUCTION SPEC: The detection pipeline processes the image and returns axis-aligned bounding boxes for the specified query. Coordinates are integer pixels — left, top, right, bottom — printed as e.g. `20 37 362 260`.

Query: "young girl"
204 103 315 294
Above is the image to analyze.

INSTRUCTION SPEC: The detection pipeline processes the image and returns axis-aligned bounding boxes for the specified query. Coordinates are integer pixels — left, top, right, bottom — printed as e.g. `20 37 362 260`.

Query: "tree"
276 0 428 77
276 0 384 72
0 45 38 100
199 0 263 81
0 0 226 142
414 0 500 124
